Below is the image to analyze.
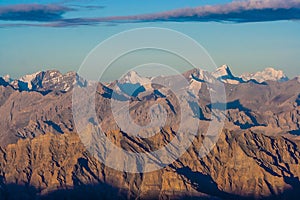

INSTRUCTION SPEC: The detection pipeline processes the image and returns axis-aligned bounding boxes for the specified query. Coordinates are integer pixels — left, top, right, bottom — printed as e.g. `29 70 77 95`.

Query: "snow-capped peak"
119 71 151 86
240 67 288 83
19 71 40 82
212 65 243 84
11 71 41 90
7 70 85 92
212 65 232 78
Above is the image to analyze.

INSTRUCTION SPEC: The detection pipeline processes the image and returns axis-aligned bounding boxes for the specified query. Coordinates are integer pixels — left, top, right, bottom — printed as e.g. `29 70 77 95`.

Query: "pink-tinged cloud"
100 0 300 23
0 0 300 27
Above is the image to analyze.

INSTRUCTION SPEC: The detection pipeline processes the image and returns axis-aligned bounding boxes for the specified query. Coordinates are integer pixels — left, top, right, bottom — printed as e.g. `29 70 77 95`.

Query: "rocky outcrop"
0 130 299 199
0 68 300 199
0 69 300 145
0 87 74 146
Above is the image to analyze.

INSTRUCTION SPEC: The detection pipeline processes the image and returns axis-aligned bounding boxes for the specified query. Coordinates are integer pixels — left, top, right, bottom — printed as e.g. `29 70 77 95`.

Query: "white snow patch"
119 71 152 90
15 71 40 89
211 65 242 85
240 67 288 83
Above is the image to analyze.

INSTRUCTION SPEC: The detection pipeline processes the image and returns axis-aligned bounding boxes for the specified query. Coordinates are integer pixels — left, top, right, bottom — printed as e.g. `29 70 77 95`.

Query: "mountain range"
0 65 290 92
0 65 299 199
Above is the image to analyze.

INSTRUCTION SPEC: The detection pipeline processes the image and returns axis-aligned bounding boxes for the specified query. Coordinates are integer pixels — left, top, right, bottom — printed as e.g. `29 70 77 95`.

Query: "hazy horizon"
1 0 300 79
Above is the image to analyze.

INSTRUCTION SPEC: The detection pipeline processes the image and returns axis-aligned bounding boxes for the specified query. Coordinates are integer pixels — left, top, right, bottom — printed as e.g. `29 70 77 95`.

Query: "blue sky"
0 0 300 79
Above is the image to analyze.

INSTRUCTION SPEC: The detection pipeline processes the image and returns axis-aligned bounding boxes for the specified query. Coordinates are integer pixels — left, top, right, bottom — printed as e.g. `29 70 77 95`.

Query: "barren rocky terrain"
0 67 299 199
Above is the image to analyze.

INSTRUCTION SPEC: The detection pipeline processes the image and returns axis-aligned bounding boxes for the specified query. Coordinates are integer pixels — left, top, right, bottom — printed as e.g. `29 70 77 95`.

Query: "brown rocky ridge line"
0 68 300 199
0 130 299 199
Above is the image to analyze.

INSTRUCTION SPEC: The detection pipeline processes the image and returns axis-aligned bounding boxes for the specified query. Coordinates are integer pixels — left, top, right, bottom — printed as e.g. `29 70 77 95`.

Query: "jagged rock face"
0 72 300 146
0 130 299 199
0 88 74 146
31 71 85 92
224 79 300 134
0 68 300 199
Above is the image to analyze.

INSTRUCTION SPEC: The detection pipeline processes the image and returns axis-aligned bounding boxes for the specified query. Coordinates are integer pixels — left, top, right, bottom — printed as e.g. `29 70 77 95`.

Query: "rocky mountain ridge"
0 66 299 146
1 70 86 93
0 130 299 199
0 66 299 199
0 65 290 92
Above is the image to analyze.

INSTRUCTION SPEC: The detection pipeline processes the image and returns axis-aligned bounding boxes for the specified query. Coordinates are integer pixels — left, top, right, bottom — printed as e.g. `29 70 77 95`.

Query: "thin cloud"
68 5 105 10
0 0 300 27
101 0 300 23
0 4 73 22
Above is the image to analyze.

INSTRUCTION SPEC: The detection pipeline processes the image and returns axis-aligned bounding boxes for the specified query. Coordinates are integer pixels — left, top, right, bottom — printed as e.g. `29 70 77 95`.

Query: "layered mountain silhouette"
0 65 299 199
